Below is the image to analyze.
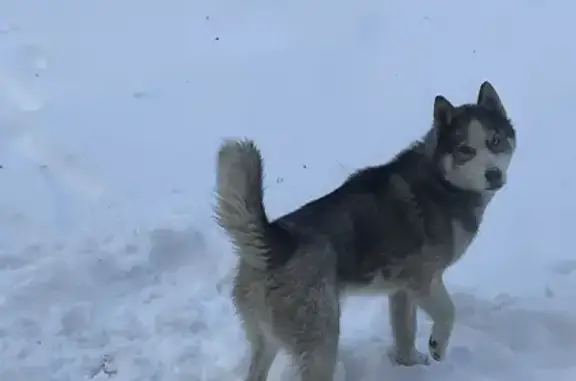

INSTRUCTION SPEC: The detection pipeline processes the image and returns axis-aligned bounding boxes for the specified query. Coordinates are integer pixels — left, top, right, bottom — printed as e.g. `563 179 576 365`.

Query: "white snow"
1 0 576 380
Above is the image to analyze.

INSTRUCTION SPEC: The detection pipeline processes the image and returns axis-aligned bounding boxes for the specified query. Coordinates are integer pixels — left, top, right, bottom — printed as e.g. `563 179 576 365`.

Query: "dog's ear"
434 95 454 128
477 81 507 118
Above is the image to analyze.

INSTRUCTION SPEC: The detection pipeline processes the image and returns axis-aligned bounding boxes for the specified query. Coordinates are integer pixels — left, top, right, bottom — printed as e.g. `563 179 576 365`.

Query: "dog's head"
432 81 516 192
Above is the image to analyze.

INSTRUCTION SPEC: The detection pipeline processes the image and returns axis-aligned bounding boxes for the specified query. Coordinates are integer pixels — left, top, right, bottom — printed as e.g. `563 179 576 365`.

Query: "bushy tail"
214 139 283 269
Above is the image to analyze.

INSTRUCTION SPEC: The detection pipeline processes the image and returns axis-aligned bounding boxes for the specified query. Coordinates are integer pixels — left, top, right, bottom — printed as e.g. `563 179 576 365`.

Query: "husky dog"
215 81 516 381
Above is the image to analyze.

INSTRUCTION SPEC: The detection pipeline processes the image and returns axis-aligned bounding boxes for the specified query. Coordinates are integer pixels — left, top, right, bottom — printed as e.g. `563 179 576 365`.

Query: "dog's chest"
449 219 476 265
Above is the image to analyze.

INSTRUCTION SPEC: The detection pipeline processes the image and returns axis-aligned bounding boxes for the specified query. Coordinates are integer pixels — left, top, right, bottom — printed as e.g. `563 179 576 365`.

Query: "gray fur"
215 81 516 380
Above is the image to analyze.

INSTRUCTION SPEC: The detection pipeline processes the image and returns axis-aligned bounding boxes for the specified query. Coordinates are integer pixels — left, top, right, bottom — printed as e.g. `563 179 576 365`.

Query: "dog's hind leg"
245 330 278 381
240 317 279 381
283 284 341 381
295 334 339 381
233 278 279 381
388 290 429 365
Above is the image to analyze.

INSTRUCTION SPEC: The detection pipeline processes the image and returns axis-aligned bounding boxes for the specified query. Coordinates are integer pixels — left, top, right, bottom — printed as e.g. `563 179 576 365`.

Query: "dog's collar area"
430 168 481 201
427 167 483 232
434 171 464 194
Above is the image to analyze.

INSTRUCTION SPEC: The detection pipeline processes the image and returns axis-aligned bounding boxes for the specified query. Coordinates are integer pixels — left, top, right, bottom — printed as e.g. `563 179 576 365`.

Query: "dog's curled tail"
215 139 290 270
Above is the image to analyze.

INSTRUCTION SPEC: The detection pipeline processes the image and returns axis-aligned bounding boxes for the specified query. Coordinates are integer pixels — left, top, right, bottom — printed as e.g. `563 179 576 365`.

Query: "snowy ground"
2 0 576 380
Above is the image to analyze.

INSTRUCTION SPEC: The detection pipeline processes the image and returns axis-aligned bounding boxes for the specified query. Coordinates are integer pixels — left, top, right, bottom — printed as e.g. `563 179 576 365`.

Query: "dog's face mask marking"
433 82 516 192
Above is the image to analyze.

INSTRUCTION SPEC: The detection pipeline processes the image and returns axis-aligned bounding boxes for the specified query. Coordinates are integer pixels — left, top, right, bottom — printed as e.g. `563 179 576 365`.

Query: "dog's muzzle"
485 168 504 190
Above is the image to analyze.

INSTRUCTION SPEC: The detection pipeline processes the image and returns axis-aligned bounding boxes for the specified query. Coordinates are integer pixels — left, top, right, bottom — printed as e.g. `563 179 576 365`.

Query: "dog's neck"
426 163 486 233
421 126 438 158
432 169 467 195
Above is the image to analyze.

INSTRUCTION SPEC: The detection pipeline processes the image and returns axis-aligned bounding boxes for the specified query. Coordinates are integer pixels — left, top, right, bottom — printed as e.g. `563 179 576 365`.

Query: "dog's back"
230 141 480 288
270 145 441 286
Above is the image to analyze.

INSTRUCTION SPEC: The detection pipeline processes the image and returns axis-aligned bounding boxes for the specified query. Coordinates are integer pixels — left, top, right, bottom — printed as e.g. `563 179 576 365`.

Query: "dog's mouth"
485 181 504 191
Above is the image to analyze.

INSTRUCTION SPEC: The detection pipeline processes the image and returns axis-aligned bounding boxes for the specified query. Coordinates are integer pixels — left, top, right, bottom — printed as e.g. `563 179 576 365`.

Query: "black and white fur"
215 81 516 381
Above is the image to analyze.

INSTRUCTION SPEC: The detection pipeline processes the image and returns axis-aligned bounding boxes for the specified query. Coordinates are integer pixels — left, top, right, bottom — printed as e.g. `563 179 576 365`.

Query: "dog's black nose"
485 168 503 189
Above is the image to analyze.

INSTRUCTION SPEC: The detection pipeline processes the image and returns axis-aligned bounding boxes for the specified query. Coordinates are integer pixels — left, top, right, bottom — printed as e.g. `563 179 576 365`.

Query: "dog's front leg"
413 275 455 361
388 290 429 365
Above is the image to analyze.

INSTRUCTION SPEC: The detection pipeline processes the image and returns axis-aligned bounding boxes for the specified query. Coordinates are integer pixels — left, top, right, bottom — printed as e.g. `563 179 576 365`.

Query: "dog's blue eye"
490 135 502 147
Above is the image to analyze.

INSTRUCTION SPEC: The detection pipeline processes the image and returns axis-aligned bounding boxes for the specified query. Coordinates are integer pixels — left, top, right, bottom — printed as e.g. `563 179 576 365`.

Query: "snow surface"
2 0 576 380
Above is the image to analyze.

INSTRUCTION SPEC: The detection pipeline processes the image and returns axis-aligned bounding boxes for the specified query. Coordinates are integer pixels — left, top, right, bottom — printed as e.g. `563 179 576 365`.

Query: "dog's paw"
428 337 447 361
387 347 430 366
